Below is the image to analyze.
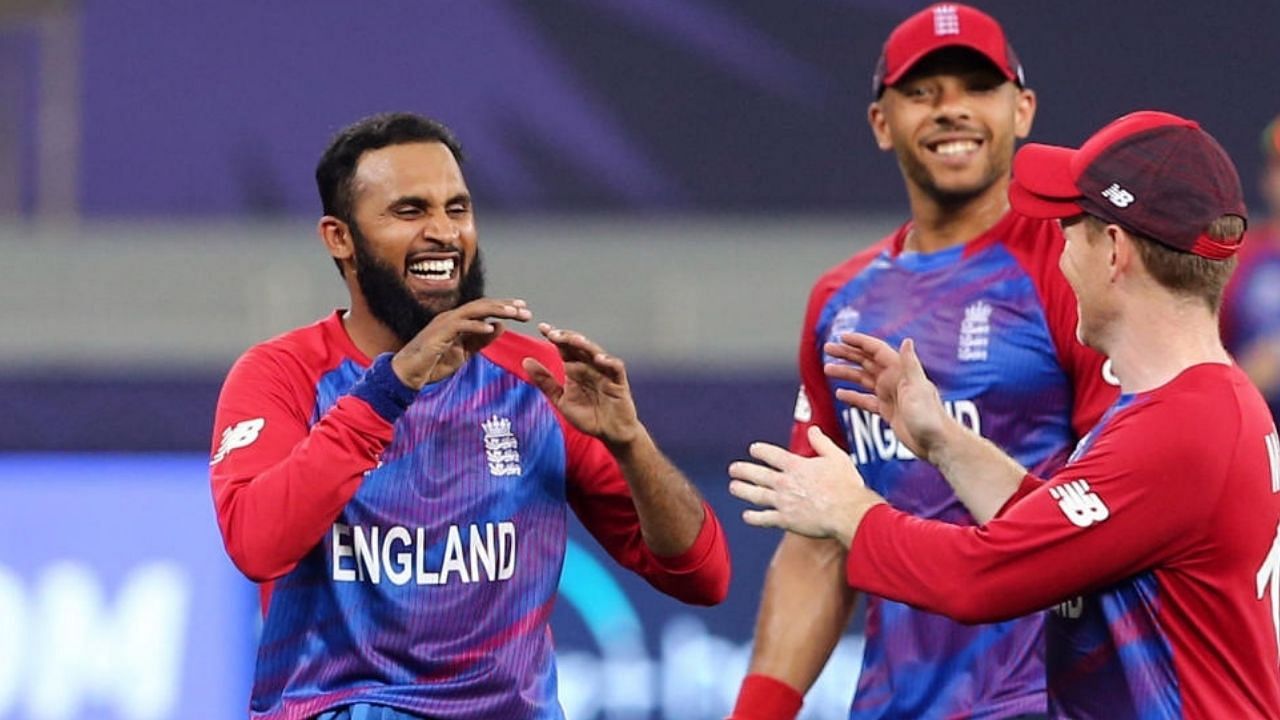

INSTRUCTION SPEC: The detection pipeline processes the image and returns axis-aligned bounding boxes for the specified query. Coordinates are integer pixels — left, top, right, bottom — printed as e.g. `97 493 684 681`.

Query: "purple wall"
0 371 798 459
43 0 1280 217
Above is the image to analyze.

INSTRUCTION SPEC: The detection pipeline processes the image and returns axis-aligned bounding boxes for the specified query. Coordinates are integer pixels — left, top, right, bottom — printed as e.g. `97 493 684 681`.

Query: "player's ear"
1106 223 1131 282
319 216 355 266
868 101 893 151
1013 87 1037 140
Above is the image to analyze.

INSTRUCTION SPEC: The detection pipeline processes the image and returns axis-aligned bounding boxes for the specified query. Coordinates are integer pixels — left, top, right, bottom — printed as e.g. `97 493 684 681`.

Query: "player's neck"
1102 298 1230 394
341 302 406 360
903 182 1010 254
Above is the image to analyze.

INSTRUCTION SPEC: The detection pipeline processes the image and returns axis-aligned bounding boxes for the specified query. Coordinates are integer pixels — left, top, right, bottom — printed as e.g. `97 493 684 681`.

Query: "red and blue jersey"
210 312 729 720
1222 223 1280 417
848 362 1280 718
792 212 1116 718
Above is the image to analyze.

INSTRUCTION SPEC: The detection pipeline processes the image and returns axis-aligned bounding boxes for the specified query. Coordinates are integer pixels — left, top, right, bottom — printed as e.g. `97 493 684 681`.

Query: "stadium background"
1 1 1277 718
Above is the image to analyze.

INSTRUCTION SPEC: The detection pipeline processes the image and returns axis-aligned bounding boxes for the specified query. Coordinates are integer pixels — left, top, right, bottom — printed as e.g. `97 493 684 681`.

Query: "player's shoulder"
230 312 352 383
810 231 898 298
1113 365 1257 450
994 212 1065 260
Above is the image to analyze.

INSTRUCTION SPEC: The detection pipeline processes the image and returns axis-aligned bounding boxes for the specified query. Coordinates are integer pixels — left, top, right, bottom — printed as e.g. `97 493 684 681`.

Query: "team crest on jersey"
957 300 993 362
829 307 861 341
482 415 522 477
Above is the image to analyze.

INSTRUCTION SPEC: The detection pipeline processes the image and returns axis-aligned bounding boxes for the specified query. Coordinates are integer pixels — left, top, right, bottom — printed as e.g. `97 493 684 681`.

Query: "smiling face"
341 141 485 343
869 48 1035 208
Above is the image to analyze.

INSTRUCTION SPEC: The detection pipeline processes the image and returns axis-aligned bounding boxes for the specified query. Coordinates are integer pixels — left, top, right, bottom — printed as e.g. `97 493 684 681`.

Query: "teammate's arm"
734 418 1206 624
827 334 1025 522
846 442 1199 623
731 534 856 720
731 287 861 720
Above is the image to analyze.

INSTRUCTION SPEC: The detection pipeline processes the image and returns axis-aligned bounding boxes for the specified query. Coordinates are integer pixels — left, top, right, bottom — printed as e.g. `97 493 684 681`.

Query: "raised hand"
824 334 949 462
522 323 641 447
728 426 884 547
392 298 533 389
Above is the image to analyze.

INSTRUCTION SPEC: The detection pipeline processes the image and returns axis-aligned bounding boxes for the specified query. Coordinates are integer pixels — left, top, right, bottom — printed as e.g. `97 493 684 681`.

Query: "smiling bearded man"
208 112 731 720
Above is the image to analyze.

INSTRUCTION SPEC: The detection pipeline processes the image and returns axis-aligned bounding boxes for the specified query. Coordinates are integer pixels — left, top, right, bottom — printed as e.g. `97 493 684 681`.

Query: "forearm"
608 425 706 556
747 533 858 689
928 419 1029 524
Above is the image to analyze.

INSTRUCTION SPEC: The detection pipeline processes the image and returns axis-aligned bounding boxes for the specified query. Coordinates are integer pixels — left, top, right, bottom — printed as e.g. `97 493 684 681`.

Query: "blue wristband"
350 353 418 422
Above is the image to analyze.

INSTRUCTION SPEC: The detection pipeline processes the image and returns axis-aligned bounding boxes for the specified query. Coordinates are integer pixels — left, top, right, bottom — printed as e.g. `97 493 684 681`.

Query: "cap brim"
1009 144 1084 219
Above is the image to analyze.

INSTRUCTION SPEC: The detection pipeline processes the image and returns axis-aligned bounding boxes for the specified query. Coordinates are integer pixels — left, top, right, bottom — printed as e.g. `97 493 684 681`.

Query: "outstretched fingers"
841 332 898 363
746 440 800 473
900 338 929 383
834 387 881 414
807 425 847 459
520 357 564 403
741 508 785 529
535 322 624 384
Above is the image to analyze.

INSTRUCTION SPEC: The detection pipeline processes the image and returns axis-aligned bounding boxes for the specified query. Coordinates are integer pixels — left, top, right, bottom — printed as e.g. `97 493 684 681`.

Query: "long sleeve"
210 348 411 582
845 404 1212 623
563 419 730 606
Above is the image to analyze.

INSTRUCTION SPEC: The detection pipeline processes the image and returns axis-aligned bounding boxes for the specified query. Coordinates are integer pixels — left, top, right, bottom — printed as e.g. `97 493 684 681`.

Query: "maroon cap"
1010 111 1247 259
873 3 1023 96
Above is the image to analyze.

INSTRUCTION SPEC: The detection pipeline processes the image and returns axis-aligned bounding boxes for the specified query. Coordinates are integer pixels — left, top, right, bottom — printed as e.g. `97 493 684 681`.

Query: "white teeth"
935 140 979 156
408 258 455 280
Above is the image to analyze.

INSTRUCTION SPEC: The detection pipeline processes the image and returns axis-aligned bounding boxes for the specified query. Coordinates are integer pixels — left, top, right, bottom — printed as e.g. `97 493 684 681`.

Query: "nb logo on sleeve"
210 418 266 465
1049 479 1110 528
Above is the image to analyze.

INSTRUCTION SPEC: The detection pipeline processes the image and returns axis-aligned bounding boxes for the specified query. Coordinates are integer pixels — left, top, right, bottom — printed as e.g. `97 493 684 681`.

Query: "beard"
350 222 486 345
895 134 1012 209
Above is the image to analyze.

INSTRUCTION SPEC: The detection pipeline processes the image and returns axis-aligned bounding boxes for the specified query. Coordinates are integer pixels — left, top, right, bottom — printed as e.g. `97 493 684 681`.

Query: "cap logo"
1101 183 1135 208
932 4 961 36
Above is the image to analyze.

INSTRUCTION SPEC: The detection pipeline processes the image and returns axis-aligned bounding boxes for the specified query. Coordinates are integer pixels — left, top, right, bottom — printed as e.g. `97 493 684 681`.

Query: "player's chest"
821 268 1061 397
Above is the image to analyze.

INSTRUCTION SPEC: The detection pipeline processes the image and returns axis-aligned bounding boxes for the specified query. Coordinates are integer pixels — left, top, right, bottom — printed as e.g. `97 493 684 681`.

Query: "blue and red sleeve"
209 344 407 590
789 240 890 456
1003 217 1119 438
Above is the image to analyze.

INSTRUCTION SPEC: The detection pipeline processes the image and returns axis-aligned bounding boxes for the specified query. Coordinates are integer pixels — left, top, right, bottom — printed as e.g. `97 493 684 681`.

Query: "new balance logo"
1049 479 1110 528
1101 183 1135 208
482 415 522 477
210 418 265 465
1266 431 1279 494
1052 595 1084 619
957 300 992 362
933 4 960 35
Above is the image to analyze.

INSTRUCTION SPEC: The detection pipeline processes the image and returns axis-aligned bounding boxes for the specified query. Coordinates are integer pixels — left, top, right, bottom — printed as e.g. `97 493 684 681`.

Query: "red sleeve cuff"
993 473 1044 519
650 501 722 574
730 673 803 720
846 502 897 587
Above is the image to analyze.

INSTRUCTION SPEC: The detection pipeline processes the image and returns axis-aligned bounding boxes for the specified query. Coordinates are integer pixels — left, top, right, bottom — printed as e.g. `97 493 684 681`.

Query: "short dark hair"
315 112 464 223
1086 214 1242 313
